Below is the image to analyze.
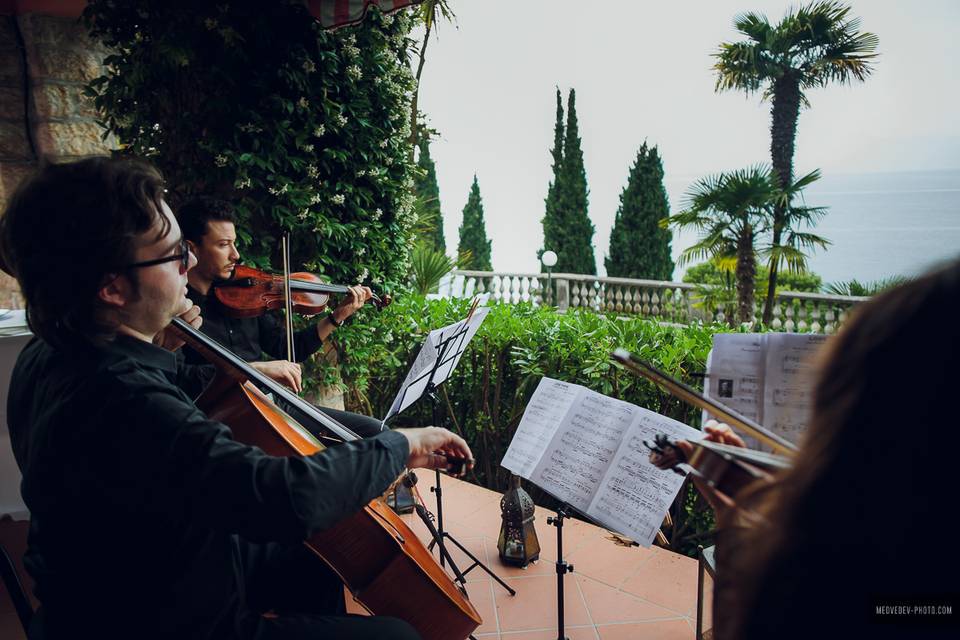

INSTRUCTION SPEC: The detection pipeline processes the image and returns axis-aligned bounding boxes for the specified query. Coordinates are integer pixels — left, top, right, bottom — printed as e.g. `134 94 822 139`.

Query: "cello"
168 317 482 640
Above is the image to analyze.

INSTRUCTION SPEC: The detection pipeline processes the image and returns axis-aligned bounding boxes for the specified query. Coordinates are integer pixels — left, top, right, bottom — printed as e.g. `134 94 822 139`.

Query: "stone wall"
0 12 115 308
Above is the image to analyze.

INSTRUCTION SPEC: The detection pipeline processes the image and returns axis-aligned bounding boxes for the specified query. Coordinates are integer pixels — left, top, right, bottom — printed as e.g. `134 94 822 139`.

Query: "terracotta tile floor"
347 475 708 639
1 477 710 640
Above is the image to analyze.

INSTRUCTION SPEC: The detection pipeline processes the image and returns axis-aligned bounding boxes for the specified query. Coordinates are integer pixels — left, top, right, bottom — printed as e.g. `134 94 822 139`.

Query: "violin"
212 264 392 318
168 317 482 640
647 434 791 499
611 348 799 505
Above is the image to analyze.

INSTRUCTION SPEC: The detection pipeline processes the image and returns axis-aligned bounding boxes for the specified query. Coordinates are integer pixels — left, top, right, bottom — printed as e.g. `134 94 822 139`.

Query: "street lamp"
541 250 557 305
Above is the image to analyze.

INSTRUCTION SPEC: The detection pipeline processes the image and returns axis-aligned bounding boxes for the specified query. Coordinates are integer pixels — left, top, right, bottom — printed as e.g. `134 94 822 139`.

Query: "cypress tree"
457 175 492 271
552 89 596 274
539 88 564 269
415 138 445 253
605 142 675 280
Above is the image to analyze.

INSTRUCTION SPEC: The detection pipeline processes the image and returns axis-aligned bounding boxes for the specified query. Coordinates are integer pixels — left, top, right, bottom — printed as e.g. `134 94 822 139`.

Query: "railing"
443 271 868 334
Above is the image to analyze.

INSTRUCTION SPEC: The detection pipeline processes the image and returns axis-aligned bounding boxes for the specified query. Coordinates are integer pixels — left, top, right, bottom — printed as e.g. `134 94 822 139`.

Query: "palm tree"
764 169 832 281
714 1 878 323
665 167 775 325
408 0 456 155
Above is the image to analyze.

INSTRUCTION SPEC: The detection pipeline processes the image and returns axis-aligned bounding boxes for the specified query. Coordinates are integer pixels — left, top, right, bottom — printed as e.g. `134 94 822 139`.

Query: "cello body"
190 339 482 640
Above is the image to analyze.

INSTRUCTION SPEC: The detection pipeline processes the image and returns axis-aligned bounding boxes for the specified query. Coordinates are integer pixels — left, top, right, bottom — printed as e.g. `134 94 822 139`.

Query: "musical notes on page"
706 333 828 448
501 377 701 547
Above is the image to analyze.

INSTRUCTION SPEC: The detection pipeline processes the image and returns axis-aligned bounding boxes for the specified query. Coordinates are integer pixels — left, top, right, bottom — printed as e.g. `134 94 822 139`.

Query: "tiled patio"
1 477 711 640
349 476 709 640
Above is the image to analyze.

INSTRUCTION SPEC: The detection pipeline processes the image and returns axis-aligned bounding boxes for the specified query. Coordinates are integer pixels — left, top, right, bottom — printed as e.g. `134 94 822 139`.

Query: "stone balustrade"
444 270 868 334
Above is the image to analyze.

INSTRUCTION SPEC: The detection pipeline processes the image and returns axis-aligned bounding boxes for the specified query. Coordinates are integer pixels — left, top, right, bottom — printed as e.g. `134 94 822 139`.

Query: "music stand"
383 301 515 597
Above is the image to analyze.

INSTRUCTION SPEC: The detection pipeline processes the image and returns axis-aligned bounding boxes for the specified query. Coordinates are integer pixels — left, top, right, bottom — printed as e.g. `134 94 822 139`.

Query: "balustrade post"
555 277 570 312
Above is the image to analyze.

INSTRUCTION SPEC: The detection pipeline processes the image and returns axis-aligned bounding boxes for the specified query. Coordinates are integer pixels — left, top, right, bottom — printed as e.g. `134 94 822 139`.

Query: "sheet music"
763 334 826 443
500 378 582 478
502 377 701 547
382 300 489 423
705 333 828 447
588 410 701 546
704 333 764 426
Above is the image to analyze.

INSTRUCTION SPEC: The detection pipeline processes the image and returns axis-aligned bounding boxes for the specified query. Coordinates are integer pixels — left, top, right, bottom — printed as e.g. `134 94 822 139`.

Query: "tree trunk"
407 19 433 160
736 224 756 325
762 75 801 324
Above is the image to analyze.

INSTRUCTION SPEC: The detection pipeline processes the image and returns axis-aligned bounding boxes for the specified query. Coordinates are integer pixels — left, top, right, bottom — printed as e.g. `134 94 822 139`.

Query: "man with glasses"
0 157 471 639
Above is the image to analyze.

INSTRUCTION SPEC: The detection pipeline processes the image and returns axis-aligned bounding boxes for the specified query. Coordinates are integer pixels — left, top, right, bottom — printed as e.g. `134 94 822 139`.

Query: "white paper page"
586 409 702 547
705 333 764 423
501 378 582 479
526 387 640 513
762 333 827 444
382 302 489 422
431 306 489 383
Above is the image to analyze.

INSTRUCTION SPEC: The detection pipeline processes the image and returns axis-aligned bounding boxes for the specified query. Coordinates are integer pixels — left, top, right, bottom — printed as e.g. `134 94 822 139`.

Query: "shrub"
352 296 724 555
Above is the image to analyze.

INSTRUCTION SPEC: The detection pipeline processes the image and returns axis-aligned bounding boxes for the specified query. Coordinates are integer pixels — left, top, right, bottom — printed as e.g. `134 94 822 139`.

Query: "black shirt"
8 334 409 638
183 285 324 365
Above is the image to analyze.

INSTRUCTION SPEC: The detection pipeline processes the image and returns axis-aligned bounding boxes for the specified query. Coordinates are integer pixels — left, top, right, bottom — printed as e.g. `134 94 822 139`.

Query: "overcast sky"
415 0 960 276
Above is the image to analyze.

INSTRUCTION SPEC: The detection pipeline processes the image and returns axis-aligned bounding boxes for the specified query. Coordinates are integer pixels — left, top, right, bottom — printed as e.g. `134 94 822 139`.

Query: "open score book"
501 377 703 547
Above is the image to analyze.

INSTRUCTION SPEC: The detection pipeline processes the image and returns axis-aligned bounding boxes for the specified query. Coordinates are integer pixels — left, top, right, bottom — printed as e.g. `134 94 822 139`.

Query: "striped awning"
305 0 422 29
1 1 423 29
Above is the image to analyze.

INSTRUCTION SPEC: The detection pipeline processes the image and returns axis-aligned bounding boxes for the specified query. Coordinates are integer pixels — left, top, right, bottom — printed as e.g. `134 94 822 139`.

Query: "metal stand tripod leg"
426 468 516 596
547 507 574 640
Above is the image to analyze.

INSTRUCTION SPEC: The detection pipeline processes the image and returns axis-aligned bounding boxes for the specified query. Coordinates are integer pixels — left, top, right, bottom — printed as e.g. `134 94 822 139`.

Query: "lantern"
497 474 540 567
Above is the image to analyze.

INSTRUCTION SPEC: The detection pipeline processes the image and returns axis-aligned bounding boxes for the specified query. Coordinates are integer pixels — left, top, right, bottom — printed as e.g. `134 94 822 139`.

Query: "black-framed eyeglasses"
123 236 191 273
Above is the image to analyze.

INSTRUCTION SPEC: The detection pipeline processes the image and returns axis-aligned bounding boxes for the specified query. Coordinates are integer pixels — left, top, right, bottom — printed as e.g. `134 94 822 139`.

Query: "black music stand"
385 306 515 597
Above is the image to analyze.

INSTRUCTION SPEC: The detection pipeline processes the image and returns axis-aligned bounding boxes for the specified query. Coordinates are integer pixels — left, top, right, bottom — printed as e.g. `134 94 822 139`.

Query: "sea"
667 168 960 287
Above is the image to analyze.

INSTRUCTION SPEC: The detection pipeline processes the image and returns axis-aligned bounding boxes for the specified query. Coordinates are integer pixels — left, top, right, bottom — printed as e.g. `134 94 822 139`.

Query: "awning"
1 0 422 29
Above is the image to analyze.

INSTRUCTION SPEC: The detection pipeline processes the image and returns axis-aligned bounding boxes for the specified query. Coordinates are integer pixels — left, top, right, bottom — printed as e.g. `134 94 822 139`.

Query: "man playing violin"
0 157 472 640
175 196 383 437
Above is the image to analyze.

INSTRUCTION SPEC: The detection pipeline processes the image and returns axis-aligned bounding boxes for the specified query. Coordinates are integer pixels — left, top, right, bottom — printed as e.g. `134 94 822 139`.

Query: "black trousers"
314 406 385 440
235 539 419 640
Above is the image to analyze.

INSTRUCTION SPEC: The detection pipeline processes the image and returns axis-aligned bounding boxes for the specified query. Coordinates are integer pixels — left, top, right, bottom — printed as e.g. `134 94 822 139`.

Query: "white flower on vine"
373 76 383 86
331 194 345 205
343 44 361 58
309 193 322 205
360 227 369 237
313 125 325 137
359 268 370 281
302 59 316 73
382 14 394 26
343 34 357 46
214 154 228 167
357 247 366 256
384 157 394 166
356 169 367 177
335 113 348 127
235 177 252 189
306 165 319 178
268 184 289 196
378 139 389 148
346 65 363 80
297 97 310 110
372 208 383 220
298 209 309 220
302 144 314 153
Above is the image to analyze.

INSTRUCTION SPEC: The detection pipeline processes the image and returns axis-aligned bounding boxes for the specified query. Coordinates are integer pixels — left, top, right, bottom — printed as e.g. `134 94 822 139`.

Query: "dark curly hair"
0 157 168 348
176 196 236 245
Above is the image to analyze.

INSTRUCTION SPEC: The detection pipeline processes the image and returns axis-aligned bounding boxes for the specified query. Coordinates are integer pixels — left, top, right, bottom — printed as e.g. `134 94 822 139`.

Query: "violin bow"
282 234 295 363
611 348 799 456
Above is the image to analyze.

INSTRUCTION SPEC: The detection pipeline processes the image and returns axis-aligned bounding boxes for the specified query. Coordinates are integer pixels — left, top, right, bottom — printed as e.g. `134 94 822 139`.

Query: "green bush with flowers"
83 1 419 387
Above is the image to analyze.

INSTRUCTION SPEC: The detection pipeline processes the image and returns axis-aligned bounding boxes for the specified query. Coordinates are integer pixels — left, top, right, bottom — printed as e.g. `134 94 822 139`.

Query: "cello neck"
169 317 361 443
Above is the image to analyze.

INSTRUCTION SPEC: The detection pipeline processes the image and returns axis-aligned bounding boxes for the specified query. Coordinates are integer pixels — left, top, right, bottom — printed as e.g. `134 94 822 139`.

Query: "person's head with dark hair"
727 258 960 639
0 156 195 348
177 196 236 245
177 196 240 294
